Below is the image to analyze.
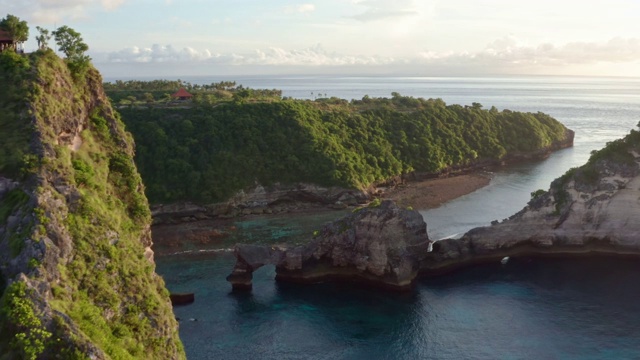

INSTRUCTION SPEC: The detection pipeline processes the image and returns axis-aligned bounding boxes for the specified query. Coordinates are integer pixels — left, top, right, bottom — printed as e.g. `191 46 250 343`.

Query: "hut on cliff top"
0 30 15 52
171 88 193 100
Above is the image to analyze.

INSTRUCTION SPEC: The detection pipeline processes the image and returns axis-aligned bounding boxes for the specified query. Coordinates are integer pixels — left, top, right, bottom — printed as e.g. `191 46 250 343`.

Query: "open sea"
150 76 640 359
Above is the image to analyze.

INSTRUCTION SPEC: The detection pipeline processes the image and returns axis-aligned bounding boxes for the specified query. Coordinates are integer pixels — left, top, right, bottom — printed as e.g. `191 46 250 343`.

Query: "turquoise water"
153 76 640 359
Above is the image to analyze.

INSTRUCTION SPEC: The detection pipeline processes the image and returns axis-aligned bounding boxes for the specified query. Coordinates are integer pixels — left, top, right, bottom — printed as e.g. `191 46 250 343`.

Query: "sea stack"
228 200 432 290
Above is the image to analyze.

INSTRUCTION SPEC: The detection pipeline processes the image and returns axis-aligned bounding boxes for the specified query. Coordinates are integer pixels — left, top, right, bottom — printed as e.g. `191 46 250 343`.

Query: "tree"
35 26 51 50
52 26 91 74
143 92 155 104
0 14 29 48
52 26 88 59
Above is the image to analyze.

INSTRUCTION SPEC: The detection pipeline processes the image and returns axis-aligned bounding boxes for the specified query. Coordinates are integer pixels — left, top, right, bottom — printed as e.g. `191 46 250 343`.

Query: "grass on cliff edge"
0 50 184 359
549 125 640 214
0 51 33 178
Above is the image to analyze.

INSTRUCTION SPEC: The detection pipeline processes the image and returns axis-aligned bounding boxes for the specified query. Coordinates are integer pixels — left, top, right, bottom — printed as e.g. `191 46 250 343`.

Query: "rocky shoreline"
151 127 574 226
149 173 491 255
227 131 640 291
149 170 498 227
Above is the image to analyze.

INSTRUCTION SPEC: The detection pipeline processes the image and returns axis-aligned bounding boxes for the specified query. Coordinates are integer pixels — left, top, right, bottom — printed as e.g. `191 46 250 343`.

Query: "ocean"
152 76 640 359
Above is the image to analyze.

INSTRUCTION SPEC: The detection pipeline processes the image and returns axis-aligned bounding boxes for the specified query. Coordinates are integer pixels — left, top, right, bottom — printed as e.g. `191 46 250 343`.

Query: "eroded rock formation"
227 200 432 290
152 183 370 224
228 128 640 290
423 137 640 274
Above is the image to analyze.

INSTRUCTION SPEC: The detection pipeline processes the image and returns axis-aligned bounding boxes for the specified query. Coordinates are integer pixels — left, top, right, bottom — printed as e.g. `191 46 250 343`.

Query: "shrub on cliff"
550 126 640 214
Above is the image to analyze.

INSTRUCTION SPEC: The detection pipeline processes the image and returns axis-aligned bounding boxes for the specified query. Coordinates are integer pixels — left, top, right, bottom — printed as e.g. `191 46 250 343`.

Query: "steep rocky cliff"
0 50 184 359
424 126 640 273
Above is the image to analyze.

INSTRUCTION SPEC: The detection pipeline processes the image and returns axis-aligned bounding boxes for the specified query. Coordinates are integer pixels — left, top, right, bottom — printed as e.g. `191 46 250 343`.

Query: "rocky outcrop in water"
227 201 432 290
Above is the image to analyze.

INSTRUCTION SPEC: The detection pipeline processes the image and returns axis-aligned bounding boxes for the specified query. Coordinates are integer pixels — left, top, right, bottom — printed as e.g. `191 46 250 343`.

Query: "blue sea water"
159 255 640 359
152 76 640 359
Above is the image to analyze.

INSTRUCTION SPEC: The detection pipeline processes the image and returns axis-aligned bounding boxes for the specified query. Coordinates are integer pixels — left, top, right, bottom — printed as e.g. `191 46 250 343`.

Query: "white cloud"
242 44 395 66
283 4 316 14
101 0 125 11
104 37 640 76
106 43 394 66
464 36 640 67
108 44 214 63
350 0 420 21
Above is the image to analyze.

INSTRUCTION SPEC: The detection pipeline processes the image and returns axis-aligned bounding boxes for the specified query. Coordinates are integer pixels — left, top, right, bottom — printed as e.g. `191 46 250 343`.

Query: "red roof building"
171 88 194 100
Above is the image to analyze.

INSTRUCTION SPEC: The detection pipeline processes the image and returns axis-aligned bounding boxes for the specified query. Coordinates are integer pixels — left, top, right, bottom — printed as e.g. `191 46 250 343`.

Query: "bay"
152 75 640 359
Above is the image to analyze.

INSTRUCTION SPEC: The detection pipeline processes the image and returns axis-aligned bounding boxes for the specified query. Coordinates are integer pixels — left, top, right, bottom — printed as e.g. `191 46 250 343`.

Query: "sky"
4 0 640 78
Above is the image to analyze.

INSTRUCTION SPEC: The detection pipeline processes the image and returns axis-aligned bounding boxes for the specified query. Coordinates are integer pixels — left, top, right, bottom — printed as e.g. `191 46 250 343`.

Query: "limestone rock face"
423 147 640 273
152 183 370 224
228 201 431 290
0 52 184 359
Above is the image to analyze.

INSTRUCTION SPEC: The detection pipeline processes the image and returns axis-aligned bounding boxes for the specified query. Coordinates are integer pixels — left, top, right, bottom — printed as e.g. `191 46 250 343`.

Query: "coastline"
151 173 493 256
382 173 492 210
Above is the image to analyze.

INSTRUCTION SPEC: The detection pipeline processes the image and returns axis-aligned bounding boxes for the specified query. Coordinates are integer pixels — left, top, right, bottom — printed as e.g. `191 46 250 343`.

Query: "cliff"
424 126 640 273
0 50 184 359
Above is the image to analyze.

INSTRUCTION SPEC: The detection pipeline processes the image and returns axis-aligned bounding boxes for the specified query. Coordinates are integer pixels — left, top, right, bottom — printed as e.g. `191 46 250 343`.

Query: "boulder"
169 293 195 306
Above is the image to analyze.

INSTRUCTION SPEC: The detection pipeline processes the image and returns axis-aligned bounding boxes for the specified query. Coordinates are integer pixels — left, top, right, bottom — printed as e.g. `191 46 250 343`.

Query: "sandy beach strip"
382 173 492 210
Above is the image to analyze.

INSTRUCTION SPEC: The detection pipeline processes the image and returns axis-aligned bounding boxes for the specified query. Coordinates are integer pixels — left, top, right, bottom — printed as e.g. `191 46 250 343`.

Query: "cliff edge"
0 50 184 359
425 126 640 273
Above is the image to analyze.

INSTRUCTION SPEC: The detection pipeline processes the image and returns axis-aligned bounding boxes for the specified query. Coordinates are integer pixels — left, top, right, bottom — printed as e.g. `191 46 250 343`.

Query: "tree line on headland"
103 79 283 106
114 88 570 205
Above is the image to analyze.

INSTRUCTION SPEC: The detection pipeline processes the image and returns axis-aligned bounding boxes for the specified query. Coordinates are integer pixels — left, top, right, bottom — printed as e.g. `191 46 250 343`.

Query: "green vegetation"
530 189 546 200
0 14 29 46
368 198 383 208
0 282 52 360
0 50 32 177
0 47 183 358
119 94 569 204
35 26 51 51
52 26 91 76
103 79 282 107
550 124 640 213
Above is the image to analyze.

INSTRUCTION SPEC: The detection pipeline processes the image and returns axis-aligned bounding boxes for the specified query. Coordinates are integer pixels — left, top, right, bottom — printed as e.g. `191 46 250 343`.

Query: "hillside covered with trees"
119 93 571 205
